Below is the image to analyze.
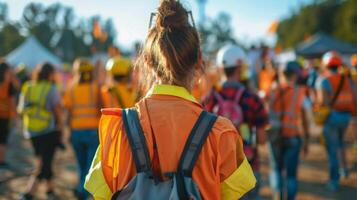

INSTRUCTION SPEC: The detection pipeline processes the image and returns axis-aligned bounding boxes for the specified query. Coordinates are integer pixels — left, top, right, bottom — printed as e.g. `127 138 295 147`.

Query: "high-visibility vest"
69 83 100 129
101 84 135 108
328 74 354 112
259 69 275 94
22 82 53 133
0 82 11 119
86 84 256 200
270 85 305 137
350 70 357 116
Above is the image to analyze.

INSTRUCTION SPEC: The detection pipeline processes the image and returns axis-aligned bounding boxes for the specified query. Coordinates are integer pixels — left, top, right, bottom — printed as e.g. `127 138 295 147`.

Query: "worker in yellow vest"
101 57 136 108
63 58 101 200
0 61 17 168
18 62 62 200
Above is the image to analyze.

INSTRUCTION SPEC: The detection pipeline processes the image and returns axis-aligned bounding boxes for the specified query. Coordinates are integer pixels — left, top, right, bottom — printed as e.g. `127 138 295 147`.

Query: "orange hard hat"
351 54 357 67
322 51 343 68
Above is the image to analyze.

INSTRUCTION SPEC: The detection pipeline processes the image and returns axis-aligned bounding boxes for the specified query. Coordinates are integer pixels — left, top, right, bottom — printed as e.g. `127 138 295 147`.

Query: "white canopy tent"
6 36 62 71
275 49 297 70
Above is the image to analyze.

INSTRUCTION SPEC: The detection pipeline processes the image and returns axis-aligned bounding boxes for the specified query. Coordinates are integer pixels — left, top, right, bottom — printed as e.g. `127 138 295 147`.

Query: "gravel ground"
1 121 357 200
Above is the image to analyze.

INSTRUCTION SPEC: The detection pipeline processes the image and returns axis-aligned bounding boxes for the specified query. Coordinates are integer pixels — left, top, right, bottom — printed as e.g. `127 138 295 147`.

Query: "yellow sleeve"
84 147 112 200
220 157 256 200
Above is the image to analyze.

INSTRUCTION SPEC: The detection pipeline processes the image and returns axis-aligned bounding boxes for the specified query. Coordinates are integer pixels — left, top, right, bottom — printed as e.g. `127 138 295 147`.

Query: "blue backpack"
112 108 217 200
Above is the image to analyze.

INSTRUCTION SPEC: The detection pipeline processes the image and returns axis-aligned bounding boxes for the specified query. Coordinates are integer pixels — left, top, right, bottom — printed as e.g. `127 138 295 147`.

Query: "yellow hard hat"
73 59 94 73
106 57 131 76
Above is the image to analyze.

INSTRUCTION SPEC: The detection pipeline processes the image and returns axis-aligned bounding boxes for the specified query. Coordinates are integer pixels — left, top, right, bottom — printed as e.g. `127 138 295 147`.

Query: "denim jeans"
71 129 99 199
323 112 350 187
269 137 302 200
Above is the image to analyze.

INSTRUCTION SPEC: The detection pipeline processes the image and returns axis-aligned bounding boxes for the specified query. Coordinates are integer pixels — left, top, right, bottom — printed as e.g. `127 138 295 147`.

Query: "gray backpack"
112 108 218 200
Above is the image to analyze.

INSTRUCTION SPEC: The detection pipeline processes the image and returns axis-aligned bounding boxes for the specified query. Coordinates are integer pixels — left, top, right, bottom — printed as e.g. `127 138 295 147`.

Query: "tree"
0 2 118 60
276 0 357 49
333 0 357 43
0 2 8 26
21 3 55 49
0 22 24 56
0 2 24 56
199 12 237 57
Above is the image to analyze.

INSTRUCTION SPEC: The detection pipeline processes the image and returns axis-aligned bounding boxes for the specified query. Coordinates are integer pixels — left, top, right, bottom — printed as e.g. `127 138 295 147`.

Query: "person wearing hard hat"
350 54 357 152
317 51 357 190
203 44 268 200
101 57 136 108
63 58 101 200
17 62 62 200
267 61 309 200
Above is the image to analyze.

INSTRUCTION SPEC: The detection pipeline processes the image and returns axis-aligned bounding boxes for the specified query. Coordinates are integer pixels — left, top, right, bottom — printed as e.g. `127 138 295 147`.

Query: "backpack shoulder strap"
234 87 245 104
213 90 225 104
330 75 345 107
122 108 151 173
178 111 218 176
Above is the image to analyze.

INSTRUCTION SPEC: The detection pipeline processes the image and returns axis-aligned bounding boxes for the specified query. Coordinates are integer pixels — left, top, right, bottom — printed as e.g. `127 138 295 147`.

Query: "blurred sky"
4 0 312 49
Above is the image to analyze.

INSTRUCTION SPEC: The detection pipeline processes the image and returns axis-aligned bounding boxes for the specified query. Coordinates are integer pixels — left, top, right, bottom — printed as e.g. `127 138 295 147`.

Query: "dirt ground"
1 121 357 200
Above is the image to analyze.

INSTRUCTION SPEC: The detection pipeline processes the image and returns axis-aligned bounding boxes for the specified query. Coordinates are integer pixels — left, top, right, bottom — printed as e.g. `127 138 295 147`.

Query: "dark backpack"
112 108 217 200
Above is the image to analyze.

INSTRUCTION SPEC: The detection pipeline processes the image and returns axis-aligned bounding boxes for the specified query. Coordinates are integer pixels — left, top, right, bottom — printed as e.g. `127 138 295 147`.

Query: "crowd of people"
1 0 357 200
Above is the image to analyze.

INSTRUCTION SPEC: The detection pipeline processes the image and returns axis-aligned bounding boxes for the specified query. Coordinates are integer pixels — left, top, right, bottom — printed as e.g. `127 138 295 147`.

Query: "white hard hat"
216 44 246 68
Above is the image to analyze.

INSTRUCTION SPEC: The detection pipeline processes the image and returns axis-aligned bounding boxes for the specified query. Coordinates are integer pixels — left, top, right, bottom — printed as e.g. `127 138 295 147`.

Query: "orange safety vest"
0 82 11 119
66 83 100 129
98 85 244 200
328 74 354 112
270 85 306 137
101 84 136 108
259 69 275 94
350 72 357 116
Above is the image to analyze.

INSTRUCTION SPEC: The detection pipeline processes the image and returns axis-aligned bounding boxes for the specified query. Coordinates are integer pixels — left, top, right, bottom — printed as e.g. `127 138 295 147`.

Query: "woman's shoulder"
211 115 238 136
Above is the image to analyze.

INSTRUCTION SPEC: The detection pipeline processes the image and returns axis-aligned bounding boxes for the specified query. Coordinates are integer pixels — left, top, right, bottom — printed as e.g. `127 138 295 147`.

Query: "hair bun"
156 0 189 31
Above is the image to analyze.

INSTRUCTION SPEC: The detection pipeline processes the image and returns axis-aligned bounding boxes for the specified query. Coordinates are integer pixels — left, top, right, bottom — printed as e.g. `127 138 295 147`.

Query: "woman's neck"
156 80 192 93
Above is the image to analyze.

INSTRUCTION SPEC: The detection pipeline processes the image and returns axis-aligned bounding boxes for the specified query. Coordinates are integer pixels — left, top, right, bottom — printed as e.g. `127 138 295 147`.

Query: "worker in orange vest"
0 61 17 168
101 57 136 108
267 61 310 200
84 1 256 199
63 59 101 200
349 54 357 150
318 51 357 190
258 58 276 98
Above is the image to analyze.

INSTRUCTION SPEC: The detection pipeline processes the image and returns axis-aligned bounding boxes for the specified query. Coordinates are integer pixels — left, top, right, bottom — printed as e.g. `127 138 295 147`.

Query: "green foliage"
0 22 24 56
199 12 237 57
277 0 357 49
0 2 118 62
0 2 24 56
333 0 357 43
